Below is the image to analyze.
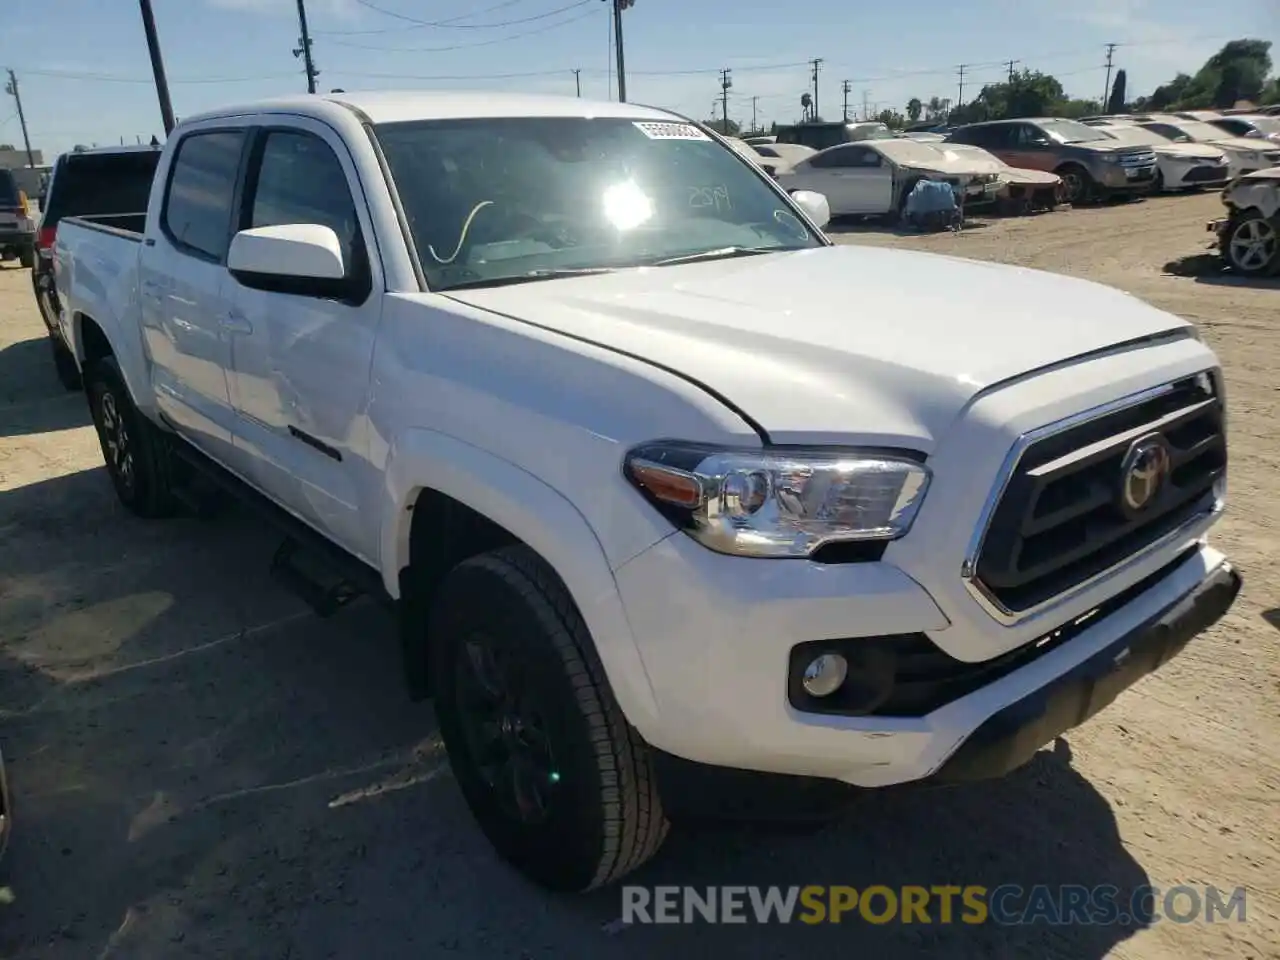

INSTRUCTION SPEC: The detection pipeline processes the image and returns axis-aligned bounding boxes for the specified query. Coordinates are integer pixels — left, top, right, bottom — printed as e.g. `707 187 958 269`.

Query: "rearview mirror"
789 189 831 228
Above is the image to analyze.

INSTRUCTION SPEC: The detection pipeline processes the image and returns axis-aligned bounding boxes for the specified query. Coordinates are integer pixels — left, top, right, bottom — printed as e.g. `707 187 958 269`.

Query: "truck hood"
443 245 1190 449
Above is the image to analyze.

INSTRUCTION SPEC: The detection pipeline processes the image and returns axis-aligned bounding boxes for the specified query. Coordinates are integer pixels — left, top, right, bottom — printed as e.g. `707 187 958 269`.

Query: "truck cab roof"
179 91 679 128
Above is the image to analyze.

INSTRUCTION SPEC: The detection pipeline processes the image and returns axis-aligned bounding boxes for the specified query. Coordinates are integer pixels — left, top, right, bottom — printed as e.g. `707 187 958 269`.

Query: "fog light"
801 653 848 698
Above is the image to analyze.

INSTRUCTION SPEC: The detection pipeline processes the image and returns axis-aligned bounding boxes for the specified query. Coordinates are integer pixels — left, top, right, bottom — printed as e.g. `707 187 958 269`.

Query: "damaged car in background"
774 138 1002 219
1210 167 1280 276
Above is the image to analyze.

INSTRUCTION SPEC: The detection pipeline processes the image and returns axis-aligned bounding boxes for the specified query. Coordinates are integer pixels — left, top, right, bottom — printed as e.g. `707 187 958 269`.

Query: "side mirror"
789 189 831 228
228 223 345 281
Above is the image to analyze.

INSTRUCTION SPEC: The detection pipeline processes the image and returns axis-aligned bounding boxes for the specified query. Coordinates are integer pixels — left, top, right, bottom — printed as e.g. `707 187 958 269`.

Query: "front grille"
972 373 1225 614
1118 150 1157 168
1184 165 1231 183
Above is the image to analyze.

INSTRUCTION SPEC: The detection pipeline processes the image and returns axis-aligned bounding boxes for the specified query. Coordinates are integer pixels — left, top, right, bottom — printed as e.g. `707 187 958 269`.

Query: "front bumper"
616 525 1235 787
933 560 1240 780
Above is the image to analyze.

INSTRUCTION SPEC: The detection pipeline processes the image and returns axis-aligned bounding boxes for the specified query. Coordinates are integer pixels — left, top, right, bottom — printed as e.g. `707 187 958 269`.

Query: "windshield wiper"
645 245 796 267
441 267 616 290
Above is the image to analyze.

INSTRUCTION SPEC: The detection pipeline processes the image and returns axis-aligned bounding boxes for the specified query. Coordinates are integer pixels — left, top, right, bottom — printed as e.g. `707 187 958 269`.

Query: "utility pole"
3 70 35 168
841 80 850 121
862 89 870 121
573 68 581 97
957 63 967 106
719 68 732 134
751 95 758 133
1006 59 1019 82
1102 42 1118 109
607 0 631 103
810 58 823 119
138 0 176 135
294 0 318 94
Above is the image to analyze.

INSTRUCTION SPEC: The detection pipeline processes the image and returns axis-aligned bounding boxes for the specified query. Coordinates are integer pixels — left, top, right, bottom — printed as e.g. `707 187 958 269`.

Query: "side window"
246 130 360 267
847 148 882 168
950 126 983 147
162 130 245 260
810 146 859 169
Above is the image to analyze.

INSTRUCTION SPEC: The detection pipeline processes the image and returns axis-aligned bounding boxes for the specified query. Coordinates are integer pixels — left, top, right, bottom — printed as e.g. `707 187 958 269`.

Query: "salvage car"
1132 116 1280 177
943 143 1064 213
946 118 1158 204
1090 123 1231 192
1206 114 1280 145
1209 167 1280 276
775 138 1002 217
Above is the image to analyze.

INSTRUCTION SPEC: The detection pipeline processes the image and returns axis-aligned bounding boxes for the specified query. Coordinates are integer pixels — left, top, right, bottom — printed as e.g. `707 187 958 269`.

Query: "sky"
1 0 1276 156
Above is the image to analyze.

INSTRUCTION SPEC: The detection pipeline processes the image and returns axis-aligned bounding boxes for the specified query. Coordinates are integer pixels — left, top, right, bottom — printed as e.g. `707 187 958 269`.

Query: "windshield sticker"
633 121 711 141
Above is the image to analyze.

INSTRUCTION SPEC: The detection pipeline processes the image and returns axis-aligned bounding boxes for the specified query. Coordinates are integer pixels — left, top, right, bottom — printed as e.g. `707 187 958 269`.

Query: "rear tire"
429 545 668 891
86 356 175 518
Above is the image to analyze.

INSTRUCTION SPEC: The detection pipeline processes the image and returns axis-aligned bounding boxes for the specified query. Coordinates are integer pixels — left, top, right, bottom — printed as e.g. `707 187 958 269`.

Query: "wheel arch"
383 428 662 735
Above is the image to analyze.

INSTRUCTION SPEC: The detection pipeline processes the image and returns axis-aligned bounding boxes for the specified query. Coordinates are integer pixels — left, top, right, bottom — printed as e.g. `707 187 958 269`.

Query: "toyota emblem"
1119 435 1171 513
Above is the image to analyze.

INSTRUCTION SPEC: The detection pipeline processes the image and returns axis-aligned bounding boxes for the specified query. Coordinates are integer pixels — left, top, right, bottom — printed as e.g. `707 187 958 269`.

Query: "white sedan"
1132 116 1280 177
775 139 1001 217
1090 123 1231 191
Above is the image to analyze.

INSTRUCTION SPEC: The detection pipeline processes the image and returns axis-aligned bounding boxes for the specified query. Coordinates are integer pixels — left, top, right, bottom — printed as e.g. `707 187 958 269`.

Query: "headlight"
623 441 931 558
1100 154 1120 163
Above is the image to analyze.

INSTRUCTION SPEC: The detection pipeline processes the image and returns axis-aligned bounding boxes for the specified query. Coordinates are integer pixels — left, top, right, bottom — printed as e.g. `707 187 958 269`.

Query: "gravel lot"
0 191 1276 959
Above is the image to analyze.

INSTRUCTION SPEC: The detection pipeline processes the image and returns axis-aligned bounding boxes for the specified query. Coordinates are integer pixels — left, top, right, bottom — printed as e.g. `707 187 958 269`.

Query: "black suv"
33 146 162 389
0 168 35 268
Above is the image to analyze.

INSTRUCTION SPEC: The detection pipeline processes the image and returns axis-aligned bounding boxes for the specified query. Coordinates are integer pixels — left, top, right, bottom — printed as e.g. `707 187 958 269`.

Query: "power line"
314 0 533 34
17 67 299 84
327 0 596 51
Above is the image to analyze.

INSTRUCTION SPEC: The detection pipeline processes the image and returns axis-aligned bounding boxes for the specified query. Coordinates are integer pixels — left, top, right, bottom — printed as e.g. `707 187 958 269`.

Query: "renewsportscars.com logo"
620 884 1248 926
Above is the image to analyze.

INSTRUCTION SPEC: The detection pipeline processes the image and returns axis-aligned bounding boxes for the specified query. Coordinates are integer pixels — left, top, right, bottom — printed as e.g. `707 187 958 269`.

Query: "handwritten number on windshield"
689 186 732 212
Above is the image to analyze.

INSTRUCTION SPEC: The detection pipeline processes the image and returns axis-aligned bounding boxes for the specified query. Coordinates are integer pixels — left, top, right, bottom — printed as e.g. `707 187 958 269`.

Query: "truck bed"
62 212 146 239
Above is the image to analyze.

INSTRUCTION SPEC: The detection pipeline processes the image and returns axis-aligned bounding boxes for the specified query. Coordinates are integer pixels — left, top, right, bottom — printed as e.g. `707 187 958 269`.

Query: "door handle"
221 310 254 335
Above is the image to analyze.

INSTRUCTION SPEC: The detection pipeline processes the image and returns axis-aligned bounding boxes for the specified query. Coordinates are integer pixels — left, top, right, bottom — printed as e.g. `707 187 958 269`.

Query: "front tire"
1223 211 1280 276
429 545 668 891
18 246 34 270
1056 164 1094 205
86 356 175 517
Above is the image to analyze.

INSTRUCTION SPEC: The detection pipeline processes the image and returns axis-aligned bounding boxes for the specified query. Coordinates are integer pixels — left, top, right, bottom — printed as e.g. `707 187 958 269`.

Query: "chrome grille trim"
961 374 1225 628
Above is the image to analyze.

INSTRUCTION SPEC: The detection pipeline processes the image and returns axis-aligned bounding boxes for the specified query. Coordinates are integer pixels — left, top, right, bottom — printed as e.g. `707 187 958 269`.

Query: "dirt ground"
0 191 1275 959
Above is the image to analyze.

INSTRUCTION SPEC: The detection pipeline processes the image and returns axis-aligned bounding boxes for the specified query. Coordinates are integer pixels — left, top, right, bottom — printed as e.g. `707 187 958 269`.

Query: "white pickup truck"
54 91 1239 892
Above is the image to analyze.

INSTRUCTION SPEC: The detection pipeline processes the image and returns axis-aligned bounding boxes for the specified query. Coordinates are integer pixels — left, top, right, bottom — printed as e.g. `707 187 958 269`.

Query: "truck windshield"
373 116 821 291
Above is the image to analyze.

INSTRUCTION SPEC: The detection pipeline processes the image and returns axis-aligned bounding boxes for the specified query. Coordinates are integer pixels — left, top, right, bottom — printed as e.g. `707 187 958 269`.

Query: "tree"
0 143 14 151
1137 40 1273 111
906 97 923 122
946 69 1065 124
876 109 905 129
1107 69 1127 113
708 117 740 136
924 96 950 121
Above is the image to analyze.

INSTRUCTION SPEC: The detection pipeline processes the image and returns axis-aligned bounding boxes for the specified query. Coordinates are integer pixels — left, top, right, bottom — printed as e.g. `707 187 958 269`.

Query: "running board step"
270 538 363 618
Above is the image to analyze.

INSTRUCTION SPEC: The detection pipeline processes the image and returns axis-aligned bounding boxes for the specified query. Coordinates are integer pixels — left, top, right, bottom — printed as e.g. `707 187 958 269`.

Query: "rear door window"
42 151 161 228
